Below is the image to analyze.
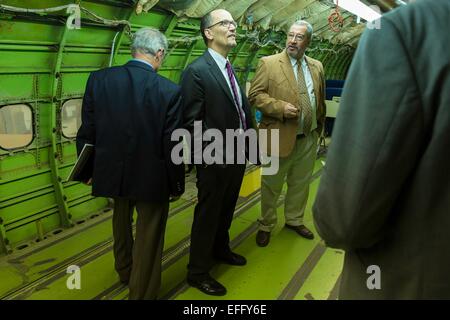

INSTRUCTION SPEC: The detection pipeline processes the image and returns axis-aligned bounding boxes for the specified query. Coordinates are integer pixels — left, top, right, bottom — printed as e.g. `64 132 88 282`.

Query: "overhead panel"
216 0 259 22
270 0 318 29
158 0 223 17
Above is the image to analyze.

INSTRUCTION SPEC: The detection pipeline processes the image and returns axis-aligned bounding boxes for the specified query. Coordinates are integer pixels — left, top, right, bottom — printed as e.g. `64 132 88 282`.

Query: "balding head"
200 9 236 46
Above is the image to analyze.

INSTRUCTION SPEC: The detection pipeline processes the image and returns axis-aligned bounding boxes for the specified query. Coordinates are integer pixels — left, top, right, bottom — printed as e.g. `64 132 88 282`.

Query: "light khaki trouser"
259 131 318 232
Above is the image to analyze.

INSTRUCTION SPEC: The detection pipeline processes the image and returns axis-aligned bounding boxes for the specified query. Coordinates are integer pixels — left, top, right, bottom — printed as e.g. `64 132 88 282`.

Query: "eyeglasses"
287 33 306 41
207 19 237 29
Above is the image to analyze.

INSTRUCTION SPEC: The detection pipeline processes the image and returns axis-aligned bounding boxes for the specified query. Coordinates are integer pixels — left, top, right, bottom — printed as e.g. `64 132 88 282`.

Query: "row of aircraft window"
0 99 82 150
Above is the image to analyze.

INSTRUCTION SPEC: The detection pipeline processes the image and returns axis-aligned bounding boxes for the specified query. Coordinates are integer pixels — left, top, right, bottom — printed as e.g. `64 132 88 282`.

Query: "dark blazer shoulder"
155 75 181 102
93 64 125 76
186 52 210 72
158 73 180 89
87 65 131 87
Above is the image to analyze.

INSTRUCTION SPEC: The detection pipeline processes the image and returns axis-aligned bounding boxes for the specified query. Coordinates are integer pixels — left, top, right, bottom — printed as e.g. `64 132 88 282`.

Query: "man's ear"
156 49 164 62
205 29 214 41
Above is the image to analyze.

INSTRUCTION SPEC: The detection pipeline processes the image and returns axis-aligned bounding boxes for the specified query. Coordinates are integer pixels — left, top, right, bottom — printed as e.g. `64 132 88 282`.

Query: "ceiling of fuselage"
0 0 402 87
138 0 367 48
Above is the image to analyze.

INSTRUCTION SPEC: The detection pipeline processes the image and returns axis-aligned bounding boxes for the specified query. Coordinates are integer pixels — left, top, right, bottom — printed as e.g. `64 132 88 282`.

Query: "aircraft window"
0 104 33 150
61 99 83 138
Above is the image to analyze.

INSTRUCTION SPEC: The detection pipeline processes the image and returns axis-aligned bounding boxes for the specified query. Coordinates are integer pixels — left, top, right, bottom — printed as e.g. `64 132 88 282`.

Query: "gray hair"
290 20 313 41
131 27 168 57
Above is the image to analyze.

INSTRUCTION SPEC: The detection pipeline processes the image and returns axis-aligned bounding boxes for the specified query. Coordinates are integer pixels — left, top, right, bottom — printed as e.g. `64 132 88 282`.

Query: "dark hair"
200 11 214 45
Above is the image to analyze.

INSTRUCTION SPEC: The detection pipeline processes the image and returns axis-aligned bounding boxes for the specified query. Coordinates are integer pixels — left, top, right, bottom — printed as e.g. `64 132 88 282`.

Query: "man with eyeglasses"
77 27 184 299
248 21 326 247
181 9 256 296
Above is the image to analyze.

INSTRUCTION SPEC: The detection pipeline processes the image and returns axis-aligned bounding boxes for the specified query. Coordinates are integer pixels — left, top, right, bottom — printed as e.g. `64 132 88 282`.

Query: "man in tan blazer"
248 20 326 247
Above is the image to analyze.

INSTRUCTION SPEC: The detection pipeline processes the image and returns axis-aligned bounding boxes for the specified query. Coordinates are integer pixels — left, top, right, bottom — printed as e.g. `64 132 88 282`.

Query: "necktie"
297 60 313 134
225 61 247 130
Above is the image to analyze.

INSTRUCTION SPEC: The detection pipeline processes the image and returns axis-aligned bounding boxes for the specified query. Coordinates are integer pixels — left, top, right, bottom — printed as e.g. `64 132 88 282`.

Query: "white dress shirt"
289 55 317 134
132 58 154 69
208 48 246 128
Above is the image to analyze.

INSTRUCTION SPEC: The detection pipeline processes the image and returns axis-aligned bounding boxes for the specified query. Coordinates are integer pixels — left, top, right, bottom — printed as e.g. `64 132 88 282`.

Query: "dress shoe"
285 224 314 239
215 252 247 266
187 276 227 296
256 230 270 247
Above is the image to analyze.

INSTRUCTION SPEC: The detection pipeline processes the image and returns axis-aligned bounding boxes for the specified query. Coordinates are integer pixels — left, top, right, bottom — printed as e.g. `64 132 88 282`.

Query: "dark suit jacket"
76 60 184 202
313 0 450 299
181 50 257 165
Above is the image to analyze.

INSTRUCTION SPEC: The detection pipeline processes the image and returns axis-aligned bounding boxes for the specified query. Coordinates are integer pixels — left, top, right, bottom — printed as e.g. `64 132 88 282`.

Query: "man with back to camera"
313 0 450 299
181 9 257 296
76 27 184 299
248 20 326 247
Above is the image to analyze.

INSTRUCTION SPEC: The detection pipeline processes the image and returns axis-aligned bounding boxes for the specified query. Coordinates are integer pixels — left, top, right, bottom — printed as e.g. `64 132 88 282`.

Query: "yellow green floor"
0 161 343 300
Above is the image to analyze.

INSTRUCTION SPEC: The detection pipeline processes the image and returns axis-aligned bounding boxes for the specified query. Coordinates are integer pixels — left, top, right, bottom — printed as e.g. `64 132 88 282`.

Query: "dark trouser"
187 164 246 280
113 198 169 300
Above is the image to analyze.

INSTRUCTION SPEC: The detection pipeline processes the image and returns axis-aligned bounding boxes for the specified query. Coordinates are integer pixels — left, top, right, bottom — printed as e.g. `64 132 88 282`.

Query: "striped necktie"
225 61 247 130
297 60 313 134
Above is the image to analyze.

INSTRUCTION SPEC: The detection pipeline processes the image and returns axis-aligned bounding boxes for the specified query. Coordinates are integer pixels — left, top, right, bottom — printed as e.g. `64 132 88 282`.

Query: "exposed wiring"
308 45 353 56
239 30 285 50
79 6 130 28
163 35 203 59
109 31 120 67
164 30 351 55
0 3 352 58
0 4 75 14
328 0 344 32
0 4 131 32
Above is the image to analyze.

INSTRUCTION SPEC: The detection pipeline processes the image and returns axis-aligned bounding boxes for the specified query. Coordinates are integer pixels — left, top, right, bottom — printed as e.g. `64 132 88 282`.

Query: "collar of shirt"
289 55 306 69
131 58 154 70
208 48 229 71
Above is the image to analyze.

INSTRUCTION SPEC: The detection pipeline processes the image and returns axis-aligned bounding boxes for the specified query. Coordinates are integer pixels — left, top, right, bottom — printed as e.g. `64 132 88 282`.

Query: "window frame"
0 103 35 151
60 98 83 140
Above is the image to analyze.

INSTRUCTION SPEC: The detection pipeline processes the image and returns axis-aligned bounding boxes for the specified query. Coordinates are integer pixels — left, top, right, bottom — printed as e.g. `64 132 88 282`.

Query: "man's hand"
84 178 93 186
283 103 299 119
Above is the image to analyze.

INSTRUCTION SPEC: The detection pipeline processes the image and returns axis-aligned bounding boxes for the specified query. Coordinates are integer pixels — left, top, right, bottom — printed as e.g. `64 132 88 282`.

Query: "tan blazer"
248 50 326 157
